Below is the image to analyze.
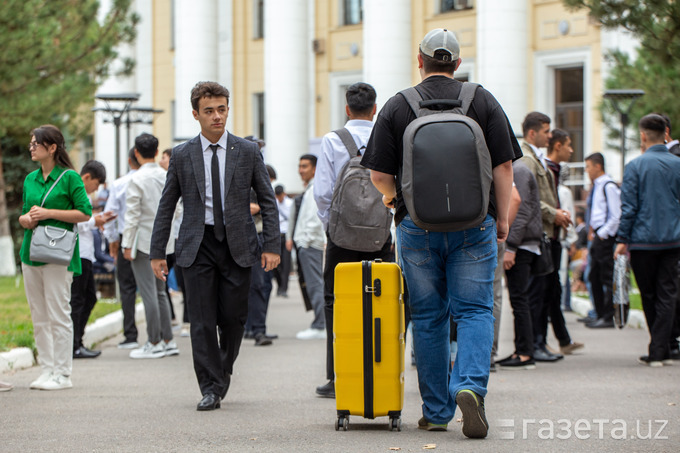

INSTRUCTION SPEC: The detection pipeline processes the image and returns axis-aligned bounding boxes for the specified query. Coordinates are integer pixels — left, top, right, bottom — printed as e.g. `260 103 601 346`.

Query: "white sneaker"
180 324 190 337
129 341 166 359
296 328 327 340
40 374 73 391
164 340 180 356
30 371 53 390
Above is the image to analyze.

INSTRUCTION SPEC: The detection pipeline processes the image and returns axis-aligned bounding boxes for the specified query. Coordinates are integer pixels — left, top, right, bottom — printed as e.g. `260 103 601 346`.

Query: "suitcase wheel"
335 415 349 431
389 416 401 432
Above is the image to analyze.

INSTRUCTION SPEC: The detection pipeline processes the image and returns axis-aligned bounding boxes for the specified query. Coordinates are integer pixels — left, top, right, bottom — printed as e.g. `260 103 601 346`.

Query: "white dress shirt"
589 174 621 240
528 143 548 171
199 132 228 226
77 207 96 262
103 169 137 243
277 196 293 235
293 178 326 250
313 119 374 231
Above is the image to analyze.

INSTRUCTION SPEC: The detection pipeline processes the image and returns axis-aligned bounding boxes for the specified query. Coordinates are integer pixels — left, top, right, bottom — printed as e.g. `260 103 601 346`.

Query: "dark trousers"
116 241 138 342
504 249 536 357
165 253 177 320
70 258 97 351
174 265 189 323
323 235 393 380
180 226 251 397
272 233 291 295
245 234 273 335
589 235 616 320
529 238 572 348
630 248 680 361
670 259 680 350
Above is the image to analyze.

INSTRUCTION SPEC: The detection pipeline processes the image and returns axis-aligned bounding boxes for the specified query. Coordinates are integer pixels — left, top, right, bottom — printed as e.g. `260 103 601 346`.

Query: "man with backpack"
362 29 520 438
313 82 393 399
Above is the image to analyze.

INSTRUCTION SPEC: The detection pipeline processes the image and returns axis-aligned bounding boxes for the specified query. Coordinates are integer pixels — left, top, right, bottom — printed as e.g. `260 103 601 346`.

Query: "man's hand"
554 209 572 228
123 248 133 262
503 250 516 270
285 239 294 252
614 243 627 259
496 219 509 242
109 240 120 259
94 211 117 228
382 195 396 209
261 252 280 272
151 259 169 281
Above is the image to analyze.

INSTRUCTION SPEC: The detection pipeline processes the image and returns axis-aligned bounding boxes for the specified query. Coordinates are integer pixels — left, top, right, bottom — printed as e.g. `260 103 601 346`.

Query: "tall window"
343 0 362 25
440 0 474 13
254 93 265 140
254 0 264 39
555 67 585 199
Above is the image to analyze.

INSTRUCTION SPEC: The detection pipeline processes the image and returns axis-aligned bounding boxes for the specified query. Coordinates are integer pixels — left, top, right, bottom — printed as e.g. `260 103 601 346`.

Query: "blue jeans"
397 214 497 425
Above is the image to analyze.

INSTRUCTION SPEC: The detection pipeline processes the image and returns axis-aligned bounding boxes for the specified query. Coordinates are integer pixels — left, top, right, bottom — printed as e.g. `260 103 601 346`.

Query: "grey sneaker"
456 389 489 438
417 417 447 432
164 340 180 356
130 341 165 359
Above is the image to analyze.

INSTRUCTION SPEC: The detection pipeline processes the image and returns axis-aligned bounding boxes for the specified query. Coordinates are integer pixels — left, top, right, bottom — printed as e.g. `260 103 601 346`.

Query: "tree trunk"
0 142 17 276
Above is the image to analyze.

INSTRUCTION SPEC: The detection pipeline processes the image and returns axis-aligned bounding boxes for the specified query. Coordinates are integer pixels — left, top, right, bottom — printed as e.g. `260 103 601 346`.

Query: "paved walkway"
1 281 678 452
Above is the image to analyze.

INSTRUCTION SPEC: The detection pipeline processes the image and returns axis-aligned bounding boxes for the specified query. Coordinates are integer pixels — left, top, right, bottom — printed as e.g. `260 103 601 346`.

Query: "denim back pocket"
399 217 431 266
462 216 495 260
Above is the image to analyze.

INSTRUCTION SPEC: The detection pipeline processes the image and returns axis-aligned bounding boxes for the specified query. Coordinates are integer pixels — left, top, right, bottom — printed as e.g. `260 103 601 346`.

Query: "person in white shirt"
286 155 326 342
122 133 178 359
584 152 621 328
103 148 141 349
70 161 116 359
273 185 293 297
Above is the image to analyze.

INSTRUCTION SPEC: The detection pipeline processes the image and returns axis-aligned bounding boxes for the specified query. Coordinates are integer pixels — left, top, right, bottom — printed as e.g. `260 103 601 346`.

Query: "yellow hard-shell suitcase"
333 260 405 431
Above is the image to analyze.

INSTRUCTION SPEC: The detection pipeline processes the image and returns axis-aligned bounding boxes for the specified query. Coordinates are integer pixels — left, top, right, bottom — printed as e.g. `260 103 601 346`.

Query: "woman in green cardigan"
18 125 91 391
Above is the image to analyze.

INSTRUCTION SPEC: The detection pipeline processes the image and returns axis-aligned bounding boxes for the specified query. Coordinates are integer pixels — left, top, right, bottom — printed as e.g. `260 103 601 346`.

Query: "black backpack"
328 128 393 252
400 83 492 232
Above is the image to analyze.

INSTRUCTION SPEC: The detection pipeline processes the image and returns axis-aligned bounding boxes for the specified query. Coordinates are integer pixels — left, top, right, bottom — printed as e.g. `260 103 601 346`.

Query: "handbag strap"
40 169 73 207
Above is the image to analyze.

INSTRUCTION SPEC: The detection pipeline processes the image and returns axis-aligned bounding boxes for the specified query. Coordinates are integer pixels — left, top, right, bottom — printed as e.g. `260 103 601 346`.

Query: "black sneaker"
498 356 536 370
315 380 335 398
456 390 489 439
638 355 671 367
254 333 272 346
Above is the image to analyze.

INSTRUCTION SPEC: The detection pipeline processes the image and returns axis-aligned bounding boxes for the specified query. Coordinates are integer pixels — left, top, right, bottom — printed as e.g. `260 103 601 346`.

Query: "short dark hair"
274 184 284 195
346 83 376 116
162 148 172 158
419 50 456 75
266 164 277 180
548 129 570 152
639 113 667 142
80 159 107 183
134 133 159 159
128 146 140 169
585 152 605 170
522 112 551 136
191 81 230 111
31 124 74 170
300 154 317 167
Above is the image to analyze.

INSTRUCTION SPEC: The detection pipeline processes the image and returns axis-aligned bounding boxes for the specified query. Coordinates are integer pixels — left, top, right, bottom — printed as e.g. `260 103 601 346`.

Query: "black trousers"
165 253 177 320
529 238 572 348
180 226 251 397
323 235 393 381
245 234 273 335
504 249 536 357
116 240 138 342
272 233 291 295
70 258 97 351
589 235 616 320
630 248 680 361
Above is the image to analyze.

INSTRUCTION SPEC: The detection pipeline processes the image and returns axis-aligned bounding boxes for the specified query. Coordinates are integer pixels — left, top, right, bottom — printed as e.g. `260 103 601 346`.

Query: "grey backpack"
328 128 393 252
400 83 492 232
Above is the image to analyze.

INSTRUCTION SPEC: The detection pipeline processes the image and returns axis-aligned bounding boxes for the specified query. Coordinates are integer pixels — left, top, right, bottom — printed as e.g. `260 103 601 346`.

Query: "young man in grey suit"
150 81 280 411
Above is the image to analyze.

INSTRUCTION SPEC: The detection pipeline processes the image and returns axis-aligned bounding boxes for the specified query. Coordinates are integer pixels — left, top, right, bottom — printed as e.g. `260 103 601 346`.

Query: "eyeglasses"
28 141 42 150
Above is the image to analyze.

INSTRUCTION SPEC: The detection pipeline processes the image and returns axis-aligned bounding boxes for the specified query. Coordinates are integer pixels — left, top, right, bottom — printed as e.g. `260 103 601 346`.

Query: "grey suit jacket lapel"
223 133 240 200
189 136 206 204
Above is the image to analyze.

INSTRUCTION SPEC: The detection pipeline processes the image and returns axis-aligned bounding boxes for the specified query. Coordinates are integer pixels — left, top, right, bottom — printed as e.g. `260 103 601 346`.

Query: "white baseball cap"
420 28 460 62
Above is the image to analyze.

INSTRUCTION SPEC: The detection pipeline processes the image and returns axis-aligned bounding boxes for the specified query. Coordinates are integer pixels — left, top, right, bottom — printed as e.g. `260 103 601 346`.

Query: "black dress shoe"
264 333 279 340
197 393 221 411
315 380 335 398
585 318 615 328
254 333 272 346
220 374 231 399
533 348 562 362
577 316 597 323
73 347 101 359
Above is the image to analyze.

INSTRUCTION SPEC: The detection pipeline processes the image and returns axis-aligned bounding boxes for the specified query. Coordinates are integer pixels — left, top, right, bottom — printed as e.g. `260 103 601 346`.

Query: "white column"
217 0 234 132
476 0 527 134
363 0 412 112
264 0 309 193
174 0 218 143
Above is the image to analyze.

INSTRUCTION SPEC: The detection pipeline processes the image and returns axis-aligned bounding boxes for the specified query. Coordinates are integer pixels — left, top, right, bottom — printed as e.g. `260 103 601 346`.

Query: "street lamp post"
125 107 164 151
93 93 140 178
603 89 645 179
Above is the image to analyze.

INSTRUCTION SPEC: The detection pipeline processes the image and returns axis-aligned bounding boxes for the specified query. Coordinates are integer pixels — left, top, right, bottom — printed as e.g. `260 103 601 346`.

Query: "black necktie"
209 144 225 242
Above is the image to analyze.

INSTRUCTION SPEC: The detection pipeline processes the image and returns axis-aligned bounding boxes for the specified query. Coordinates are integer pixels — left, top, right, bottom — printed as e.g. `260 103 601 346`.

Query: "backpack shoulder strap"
457 82 480 115
399 87 423 117
333 128 359 158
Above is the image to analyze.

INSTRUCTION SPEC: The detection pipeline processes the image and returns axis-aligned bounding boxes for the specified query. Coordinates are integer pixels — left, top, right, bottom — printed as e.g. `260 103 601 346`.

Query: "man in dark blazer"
150 81 280 411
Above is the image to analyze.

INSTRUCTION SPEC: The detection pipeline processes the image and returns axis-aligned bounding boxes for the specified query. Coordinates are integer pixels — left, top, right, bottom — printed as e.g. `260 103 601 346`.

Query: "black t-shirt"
361 76 522 225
